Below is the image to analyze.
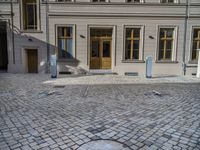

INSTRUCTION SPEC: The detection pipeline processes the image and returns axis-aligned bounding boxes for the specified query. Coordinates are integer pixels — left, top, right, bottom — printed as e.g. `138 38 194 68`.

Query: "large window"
191 28 200 61
23 0 37 30
158 28 174 61
125 28 141 60
57 27 74 59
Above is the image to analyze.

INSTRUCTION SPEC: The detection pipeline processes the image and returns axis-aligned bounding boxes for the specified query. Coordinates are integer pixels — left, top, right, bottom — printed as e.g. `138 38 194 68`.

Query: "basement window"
91 0 108 2
126 0 144 3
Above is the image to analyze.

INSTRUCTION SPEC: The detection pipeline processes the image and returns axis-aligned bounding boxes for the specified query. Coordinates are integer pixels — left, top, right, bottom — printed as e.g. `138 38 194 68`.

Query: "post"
45 0 50 73
146 56 153 78
50 55 57 78
182 0 189 76
197 49 200 78
11 0 15 64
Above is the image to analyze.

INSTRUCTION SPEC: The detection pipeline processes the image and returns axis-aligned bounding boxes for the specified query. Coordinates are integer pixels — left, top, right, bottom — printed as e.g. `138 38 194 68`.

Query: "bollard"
146 56 153 78
197 49 200 78
50 55 57 78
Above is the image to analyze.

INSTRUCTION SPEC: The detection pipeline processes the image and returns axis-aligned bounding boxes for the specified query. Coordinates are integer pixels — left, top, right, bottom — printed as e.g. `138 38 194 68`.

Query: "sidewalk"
44 74 200 86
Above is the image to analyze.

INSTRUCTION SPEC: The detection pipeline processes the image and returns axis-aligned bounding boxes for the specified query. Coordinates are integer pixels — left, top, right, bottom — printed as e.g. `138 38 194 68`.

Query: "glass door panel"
102 41 111 57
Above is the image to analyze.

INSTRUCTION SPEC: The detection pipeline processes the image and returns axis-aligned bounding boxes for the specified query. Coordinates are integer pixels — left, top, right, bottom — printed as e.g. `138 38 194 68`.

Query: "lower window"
191 28 200 61
158 28 175 61
57 26 73 59
125 27 141 60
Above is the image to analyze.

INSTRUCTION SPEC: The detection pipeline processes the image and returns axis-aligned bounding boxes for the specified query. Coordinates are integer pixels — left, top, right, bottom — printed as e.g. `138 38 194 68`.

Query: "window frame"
190 27 200 63
21 0 40 31
156 26 178 62
55 25 76 60
123 25 144 62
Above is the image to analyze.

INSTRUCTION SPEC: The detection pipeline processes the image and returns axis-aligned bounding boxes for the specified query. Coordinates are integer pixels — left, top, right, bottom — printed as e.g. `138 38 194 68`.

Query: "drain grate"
53 85 65 88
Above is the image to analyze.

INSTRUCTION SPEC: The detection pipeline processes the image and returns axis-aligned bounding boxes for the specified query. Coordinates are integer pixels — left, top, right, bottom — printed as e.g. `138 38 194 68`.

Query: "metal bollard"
146 56 153 78
197 49 200 78
50 55 57 78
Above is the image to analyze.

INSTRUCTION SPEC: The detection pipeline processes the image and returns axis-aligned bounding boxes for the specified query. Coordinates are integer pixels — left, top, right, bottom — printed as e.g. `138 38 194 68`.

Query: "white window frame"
20 0 41 31
189 26 200 63
123 25 144 61
156 26 178 62
55 24 76 60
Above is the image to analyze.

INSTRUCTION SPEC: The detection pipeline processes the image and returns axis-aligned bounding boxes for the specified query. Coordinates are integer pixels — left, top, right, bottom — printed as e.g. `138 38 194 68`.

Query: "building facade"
0 0 200 75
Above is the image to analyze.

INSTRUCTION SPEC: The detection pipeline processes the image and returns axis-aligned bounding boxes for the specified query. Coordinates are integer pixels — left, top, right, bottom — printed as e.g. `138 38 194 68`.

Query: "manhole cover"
77 140 130 150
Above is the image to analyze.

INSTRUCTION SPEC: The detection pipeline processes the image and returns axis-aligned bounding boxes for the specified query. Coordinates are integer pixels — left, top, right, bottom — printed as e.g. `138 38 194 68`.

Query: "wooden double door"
90 38 112 69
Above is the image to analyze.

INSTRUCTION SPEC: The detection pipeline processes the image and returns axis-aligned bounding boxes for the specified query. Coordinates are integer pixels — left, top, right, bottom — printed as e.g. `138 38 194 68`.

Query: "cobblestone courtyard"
0 74 200 150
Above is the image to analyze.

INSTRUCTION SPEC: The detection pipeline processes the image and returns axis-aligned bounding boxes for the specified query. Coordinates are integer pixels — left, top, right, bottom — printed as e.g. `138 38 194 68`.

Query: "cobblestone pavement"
0 73 200 150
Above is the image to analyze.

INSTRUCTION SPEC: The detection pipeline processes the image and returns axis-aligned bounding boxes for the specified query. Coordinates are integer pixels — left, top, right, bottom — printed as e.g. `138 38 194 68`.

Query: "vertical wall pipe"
182 0 189 75
46 0 50 73
11 0 15 64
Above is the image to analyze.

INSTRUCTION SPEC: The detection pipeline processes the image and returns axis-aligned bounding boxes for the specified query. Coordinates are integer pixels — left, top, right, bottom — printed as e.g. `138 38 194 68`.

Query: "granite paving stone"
0 73 200 149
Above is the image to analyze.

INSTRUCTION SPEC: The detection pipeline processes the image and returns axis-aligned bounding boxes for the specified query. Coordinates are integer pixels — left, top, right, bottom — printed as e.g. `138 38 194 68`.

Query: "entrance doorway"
27 49 38 73
0 22 8 70
90 28 112 69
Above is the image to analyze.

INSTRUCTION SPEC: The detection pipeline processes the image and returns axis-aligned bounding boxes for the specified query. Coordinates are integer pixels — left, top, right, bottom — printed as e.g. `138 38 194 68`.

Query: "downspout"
45 0 50 73
11 0 15 64
182 0 189 75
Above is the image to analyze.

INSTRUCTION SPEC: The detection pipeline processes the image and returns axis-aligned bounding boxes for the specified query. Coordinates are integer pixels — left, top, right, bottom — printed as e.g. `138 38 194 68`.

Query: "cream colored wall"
49 17 186 75
5 1 48 73
1 0 200 75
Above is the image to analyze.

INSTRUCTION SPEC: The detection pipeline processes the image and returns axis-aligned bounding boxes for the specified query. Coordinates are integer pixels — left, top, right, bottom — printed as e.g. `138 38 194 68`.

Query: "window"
125 28 141 60
57 27 74 59
92 0 107 2
158 28 174 61
126 0 143 3
160 0 175 3
191 28 200 61
23 0 37 30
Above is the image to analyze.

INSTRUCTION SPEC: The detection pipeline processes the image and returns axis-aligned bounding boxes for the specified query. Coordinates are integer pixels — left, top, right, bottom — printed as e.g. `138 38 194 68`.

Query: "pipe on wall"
11 0 15 64
45 0 50 73
182 0 189 75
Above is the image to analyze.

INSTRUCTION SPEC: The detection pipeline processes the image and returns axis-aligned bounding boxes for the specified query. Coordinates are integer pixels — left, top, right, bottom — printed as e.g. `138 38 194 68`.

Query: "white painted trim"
156 25 178 62
189 26 200 62
55 24 76 59
123 25 145 61
20 0 41 31
87 25 115 70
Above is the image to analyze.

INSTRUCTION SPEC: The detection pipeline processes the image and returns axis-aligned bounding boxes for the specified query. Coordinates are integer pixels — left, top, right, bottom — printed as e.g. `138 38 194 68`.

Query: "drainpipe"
45 0 50 73
11 0 15 64
182 0 189 75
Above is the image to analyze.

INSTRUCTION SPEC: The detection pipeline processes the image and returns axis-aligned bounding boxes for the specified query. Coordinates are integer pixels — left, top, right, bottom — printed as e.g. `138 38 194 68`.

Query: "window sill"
155 60 178 64
188 60 198 64
122 60 145 63
20 30 43 33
